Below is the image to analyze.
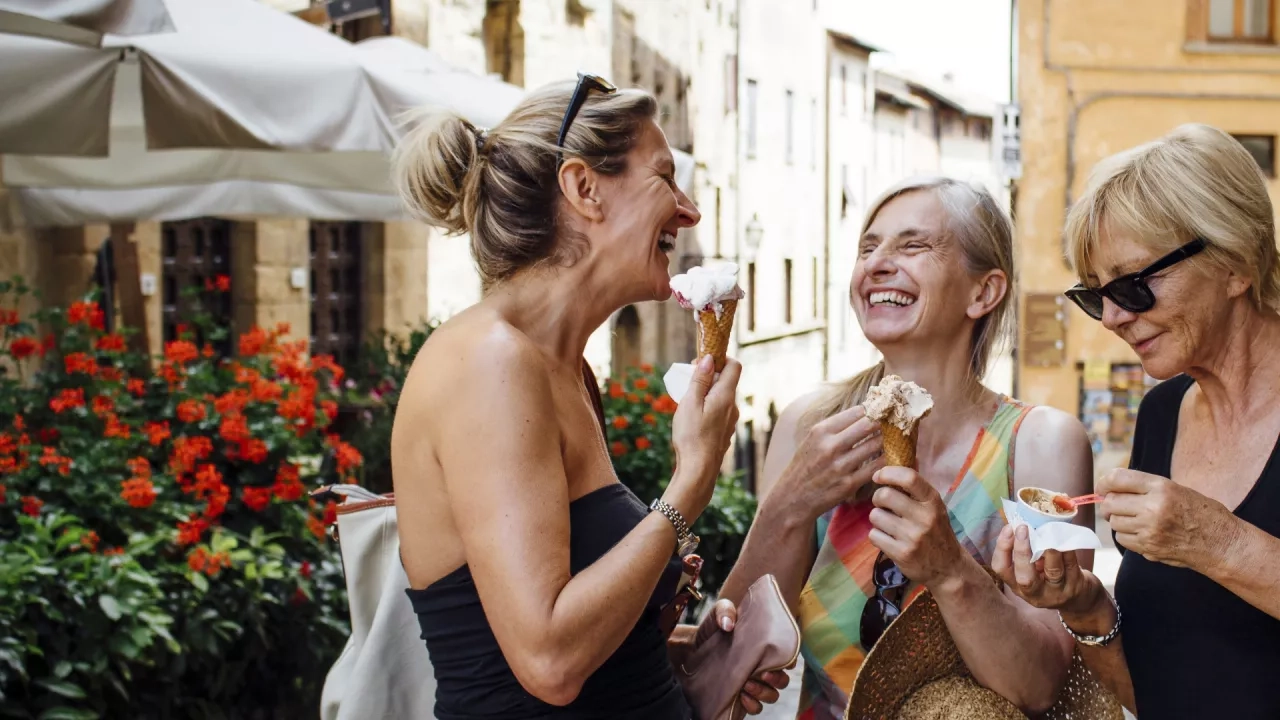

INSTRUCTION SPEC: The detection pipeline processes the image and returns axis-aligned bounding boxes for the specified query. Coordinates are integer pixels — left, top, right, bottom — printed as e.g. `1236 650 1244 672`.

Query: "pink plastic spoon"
1053 493 1103 512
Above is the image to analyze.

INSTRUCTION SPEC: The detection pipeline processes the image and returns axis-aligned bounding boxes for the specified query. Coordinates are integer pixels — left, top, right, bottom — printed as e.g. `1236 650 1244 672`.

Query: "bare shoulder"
404 309 551 406
1017 405 1090 450
394 310 557 459
1013 403 1093 494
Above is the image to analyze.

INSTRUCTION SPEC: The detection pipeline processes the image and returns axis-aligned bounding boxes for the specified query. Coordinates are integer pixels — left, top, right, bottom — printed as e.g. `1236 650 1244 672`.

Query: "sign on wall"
996 103 1021 180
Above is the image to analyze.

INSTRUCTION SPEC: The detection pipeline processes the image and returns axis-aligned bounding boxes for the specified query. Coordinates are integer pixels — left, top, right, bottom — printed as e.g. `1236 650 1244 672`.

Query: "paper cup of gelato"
1015 487 1078 529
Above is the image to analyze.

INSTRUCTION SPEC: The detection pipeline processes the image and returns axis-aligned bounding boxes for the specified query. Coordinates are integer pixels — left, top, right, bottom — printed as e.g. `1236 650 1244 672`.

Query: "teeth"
870 291 915 307
658 232 676 250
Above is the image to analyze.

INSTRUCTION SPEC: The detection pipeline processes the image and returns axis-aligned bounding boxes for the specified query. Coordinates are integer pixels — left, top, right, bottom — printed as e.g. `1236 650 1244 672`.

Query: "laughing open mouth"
658 232 676 253
869 291 916 307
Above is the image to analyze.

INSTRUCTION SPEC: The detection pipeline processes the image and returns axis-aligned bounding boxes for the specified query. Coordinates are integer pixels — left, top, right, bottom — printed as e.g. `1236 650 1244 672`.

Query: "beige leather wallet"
679 574 801 720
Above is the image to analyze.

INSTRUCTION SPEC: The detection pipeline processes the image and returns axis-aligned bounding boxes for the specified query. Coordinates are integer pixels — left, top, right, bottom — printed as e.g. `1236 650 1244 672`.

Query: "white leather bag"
317 484 436 720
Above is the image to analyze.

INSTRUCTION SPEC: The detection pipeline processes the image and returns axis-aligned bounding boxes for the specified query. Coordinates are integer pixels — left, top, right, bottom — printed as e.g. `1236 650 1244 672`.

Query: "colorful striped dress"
794 397 1033 720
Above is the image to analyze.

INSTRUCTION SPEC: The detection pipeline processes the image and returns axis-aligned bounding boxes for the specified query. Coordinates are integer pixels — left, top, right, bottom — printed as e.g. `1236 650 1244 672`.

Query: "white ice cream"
670 263 745 318
864 375 934 434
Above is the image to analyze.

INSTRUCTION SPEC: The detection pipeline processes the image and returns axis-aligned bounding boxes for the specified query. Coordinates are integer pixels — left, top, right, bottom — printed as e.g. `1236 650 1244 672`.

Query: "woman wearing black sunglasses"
717 176 1096 718
387 75 785 719
995 123 1280 720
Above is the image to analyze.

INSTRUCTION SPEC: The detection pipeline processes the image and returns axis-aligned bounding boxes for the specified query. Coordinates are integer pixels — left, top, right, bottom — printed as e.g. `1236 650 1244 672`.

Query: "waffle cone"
880 421 919 468
695 299 737 372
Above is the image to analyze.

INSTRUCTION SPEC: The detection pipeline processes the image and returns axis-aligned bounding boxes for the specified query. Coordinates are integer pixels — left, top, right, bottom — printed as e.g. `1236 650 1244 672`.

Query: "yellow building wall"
1016 0 1280 414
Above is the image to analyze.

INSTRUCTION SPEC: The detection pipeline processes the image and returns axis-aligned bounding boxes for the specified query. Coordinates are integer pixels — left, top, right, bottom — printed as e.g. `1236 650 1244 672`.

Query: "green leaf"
52 662 72 679
33 678 86 700
259 561 284 580
137 611 171 627
54 531 84 553
189 573 208 593
211 533 237 554
97 595 122 621
37 708 98 720
243 562 258 581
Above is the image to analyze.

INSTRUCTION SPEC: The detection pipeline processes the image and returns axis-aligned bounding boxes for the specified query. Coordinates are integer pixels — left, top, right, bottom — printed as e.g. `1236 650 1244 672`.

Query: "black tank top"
1115 374 1280 719
405 361 691 719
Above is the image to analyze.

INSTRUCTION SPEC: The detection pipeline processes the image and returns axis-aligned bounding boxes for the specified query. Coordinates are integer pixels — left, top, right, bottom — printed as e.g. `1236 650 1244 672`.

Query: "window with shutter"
309 222 366 370
161 218 233 356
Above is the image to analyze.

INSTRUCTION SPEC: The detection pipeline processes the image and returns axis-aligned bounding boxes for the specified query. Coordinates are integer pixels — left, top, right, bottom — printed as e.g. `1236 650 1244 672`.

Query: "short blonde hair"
1064 123 1280 312
802 176 1014 430
392 80 658 290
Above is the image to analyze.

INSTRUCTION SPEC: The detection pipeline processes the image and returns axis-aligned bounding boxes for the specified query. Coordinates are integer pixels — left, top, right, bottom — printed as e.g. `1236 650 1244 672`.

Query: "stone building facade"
1016 0 1280 465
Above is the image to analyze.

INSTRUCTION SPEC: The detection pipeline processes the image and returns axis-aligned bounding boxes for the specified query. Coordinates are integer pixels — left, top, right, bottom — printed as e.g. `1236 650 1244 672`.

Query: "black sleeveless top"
406 362 691 720
1115 374 1280 719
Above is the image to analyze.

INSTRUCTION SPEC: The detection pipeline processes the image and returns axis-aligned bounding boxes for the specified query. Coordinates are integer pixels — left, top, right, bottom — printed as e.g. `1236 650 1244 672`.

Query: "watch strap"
650 498 694 553
1059 592 1122 647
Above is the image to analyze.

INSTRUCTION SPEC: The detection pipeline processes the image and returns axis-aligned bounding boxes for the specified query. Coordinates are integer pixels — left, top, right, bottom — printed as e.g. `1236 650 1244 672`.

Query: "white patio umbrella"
0 0 394 157
0 0 174 45
3 29 695 228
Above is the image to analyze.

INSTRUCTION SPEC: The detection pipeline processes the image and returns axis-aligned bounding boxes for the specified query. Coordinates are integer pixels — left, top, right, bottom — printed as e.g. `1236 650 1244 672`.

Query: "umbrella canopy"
1 10 696 227
0 0 174 45
0 0 394 157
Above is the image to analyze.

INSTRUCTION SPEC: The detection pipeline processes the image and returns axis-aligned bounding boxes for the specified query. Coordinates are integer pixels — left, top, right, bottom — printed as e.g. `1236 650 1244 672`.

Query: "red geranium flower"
241 486 273 512
68 301 105 330
21 495 43 517
177 399 206 423
9 336 38 360
95 334 127 352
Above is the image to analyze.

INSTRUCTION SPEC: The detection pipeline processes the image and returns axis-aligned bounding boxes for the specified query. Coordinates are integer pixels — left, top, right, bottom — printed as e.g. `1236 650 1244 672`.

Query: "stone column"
374 221 430 334
231 220 311 347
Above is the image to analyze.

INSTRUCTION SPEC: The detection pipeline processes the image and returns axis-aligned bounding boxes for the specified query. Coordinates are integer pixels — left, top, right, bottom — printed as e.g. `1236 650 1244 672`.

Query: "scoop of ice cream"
670 264 745 317
864 375 933 434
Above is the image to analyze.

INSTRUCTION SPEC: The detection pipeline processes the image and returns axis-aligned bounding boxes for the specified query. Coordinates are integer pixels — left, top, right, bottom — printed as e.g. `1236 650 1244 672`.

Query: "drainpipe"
821 32 832 381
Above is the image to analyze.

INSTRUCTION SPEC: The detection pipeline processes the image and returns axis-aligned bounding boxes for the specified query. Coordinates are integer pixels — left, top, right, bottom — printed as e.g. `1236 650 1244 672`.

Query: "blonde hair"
392 80 658 289
802 177 1015 429
1064 123 1280 313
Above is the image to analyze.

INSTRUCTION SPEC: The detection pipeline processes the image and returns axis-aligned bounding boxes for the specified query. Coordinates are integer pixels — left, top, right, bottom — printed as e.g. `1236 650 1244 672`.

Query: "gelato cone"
696 300 737 371
864 375 934 468
671 263 745 372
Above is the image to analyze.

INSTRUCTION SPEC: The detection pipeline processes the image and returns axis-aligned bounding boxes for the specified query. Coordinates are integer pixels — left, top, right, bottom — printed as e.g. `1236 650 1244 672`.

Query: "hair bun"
392 112 482 235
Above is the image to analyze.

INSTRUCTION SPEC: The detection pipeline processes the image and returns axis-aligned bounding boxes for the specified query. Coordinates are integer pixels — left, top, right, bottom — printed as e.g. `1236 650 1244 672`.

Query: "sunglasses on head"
555 72 618 171
1064 237 1207 320
860 551 908 652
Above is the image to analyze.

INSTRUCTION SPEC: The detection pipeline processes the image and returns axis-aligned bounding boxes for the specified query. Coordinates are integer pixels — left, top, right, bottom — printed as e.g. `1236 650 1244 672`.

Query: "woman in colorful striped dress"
719 177 1097 718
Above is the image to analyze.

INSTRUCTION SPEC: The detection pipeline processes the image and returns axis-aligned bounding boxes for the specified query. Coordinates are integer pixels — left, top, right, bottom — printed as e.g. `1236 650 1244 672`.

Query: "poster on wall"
1078 363 1157 460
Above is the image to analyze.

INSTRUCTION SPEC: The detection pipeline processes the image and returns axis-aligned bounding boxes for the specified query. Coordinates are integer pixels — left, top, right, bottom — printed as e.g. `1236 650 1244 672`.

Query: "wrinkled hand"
667 599 792 715
992 524 1098 615
867 467 966 587
775 405 883 521
1098 468 1240 569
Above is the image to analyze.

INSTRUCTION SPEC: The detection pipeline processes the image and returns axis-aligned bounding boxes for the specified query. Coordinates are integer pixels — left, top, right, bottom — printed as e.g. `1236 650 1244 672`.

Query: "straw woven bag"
844 570 1124 720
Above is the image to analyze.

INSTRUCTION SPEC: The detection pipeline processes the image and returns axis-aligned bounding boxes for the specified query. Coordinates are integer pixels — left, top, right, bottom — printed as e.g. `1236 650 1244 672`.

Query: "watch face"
677 534 700 557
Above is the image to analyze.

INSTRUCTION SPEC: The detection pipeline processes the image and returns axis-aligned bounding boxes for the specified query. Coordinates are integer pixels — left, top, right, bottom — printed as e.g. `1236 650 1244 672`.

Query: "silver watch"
1059 592 1122 647
649 499 699 557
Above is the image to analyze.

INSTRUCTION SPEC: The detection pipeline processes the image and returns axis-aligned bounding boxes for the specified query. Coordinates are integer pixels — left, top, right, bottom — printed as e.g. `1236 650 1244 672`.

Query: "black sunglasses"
555 72 618 170
1064 238 1208 320
860 551 908 651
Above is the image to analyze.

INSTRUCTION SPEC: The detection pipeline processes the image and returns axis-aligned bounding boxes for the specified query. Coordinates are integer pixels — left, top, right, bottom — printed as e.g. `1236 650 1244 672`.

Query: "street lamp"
744 214 764 253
